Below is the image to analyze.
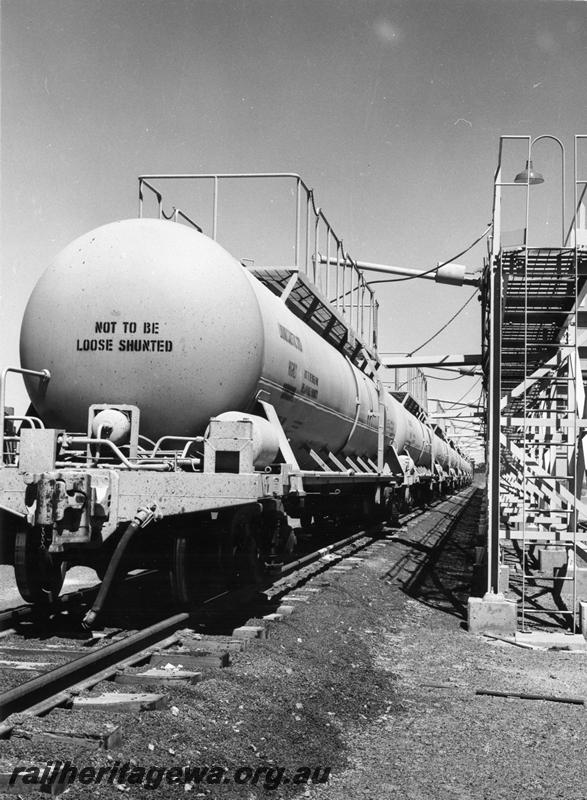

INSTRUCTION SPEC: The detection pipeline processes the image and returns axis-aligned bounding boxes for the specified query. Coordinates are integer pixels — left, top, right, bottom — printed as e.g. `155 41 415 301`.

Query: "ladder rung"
499 531 579 542
508 508 575 514
518 609 575 615
501 418 581 427
511 540 580 546
510 541 578 546
502 411 572 416
504 433 574 438
504 441 576 447
508 474 575 479
503 343 576 350
505 310 577 317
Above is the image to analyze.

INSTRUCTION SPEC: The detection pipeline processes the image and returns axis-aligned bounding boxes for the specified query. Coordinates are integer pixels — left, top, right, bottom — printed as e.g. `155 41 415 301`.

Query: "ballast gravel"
0 488 586 799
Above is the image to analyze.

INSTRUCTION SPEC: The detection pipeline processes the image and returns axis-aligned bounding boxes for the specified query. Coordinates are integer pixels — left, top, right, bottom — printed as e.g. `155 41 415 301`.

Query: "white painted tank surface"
433 437 450 471
21 219 264 438
20 219 469 473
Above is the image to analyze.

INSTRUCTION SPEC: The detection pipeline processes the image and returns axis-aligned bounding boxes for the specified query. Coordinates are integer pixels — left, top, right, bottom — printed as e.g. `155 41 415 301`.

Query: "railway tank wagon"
0 174 473 621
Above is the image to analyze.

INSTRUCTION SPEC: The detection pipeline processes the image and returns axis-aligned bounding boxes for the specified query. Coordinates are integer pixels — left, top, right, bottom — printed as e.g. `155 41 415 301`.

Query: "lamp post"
514 160 544 185
513 134 566 246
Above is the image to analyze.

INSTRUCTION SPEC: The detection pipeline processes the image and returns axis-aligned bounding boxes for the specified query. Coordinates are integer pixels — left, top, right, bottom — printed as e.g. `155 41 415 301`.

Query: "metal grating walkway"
248 266 380 372
500 248 587 411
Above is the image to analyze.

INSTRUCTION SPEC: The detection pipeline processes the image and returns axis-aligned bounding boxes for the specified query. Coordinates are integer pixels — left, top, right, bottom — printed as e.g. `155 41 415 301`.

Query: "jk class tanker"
0 173 473 624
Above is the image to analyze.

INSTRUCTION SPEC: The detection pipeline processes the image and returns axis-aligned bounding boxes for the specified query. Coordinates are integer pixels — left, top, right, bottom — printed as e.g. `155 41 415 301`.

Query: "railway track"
0 569 162 639
0 487 475 793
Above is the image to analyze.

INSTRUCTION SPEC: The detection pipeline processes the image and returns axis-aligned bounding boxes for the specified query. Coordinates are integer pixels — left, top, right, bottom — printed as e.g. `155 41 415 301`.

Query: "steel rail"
400 487 478 598
0 569 158 633
278 529 375 577
277 494 458 578
0 611 191 722
0 487 475 728
274 488 475 596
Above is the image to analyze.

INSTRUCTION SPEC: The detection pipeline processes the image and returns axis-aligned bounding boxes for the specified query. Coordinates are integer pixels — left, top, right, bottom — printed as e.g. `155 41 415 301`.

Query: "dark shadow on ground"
385 489 483 621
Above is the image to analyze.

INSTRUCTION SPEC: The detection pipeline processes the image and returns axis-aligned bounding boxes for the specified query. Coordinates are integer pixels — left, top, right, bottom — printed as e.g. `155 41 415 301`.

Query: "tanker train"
0 176 472 623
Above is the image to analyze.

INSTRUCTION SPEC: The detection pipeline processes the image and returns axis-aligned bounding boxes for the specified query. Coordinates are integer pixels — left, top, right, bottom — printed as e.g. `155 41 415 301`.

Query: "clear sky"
2 0 586 462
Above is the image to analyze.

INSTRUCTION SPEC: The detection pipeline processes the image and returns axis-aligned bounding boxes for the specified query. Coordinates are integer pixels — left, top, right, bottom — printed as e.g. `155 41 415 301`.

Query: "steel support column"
487 248 502 594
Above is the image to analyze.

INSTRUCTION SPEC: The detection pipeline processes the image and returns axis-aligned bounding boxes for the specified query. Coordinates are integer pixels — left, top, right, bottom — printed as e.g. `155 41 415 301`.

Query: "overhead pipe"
318 256 481 287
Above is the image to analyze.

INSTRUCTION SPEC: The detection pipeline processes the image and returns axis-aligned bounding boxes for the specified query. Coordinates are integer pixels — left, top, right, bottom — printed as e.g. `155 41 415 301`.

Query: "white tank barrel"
20 219 471 476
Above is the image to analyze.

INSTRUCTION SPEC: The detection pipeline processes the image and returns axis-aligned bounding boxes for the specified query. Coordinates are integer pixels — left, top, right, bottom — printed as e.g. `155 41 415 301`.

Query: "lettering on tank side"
300 383 318 400
75 339 114 352
75 320 173 353
281 357 320 402
278 323 303 352
118 340 173 352
299 368 320 400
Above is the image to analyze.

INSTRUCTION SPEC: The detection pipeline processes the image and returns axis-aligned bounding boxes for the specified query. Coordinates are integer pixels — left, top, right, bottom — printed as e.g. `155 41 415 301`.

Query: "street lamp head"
514 159 544 185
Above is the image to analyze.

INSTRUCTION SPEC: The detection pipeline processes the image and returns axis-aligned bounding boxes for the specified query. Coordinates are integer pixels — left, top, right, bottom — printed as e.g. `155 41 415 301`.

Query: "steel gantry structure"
483 134 587 633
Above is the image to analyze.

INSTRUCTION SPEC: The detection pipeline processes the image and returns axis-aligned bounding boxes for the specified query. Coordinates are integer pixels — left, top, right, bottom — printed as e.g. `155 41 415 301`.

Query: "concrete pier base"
559 558 587 614
468 592 517 635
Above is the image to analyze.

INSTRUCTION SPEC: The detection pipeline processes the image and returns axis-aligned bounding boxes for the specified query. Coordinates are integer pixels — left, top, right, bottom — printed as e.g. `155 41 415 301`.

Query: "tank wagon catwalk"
0 174 473 622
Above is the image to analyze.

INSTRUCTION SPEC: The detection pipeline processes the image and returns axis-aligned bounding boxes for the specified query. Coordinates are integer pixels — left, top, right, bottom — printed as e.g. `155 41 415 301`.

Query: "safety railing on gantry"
137 174 379 373
485 134 587 632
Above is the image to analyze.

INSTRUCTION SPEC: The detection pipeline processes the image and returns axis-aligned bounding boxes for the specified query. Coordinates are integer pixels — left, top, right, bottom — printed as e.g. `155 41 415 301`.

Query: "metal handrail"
61 436 172 470
139 180 202 231
5 416 45 429
137 173 378 351
150 435 204 458
161 206 202 232
565 135 587 247
0 367 50 467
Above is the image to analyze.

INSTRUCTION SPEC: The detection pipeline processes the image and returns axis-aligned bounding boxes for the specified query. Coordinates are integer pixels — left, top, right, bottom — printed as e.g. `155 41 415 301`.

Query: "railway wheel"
300 510 313 531
421 483 433 507
401 486 414 513
170 531 203 606
170 508 264 607
221 507 264 590
14 527 67 604
383 488 400 527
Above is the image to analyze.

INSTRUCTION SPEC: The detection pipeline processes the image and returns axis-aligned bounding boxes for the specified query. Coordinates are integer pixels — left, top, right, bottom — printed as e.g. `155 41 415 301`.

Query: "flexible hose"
82 505 155 628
